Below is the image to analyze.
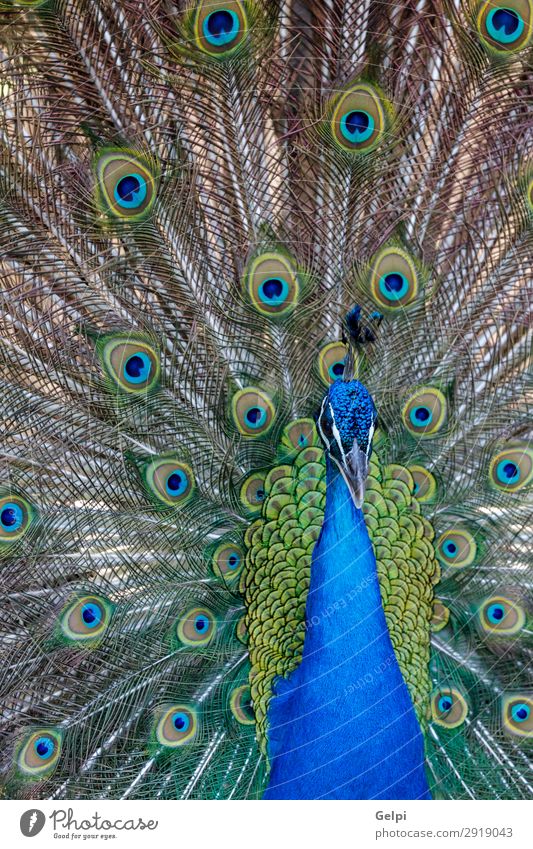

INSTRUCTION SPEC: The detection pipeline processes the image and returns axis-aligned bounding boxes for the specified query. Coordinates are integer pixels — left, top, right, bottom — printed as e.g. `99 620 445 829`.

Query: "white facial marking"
329 403 347 463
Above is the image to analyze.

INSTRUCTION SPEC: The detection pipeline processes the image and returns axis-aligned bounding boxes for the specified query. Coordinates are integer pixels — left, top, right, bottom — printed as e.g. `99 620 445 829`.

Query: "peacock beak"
333 443 369 509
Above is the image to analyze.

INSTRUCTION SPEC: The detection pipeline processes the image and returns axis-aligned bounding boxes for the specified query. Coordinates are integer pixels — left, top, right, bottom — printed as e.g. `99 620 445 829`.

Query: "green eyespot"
431 600 450 632
489 443 533 492
95 149 157 220
402 387 447 438
502 695 532 737
431 688 468 728
479 596 526 635
229 685 255 725
212 541 245 585
0 491 36 549
143 457 195 507
280 419 319 454
317 342 351 385
97 335 160 394
193 2 249 56
329 82 390 154
476 1 533 54
408 465 438 503
231 387 275 437
177 607 216 647
244 252 300 318
435 528 477 569
59 595 113 642
16 728 62 778
239 471 267 514
156 705 198 747
367 246 422 312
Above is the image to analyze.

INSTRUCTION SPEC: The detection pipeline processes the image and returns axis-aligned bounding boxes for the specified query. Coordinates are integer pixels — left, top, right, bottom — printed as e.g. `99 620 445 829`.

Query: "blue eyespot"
113 173 148 209
486 603 506 624
443 540 458 557
258 277 289 306
340 110 375 143
227 551 241 571
511 702 530 723
496 460 520 485
409 405 433 427
172 711 191 732
328 360 345 381
245 406 267 429
81 603 103 629
0 502 23 532
194 615 208 633
166 470 189 497
486 8 524 43
123 352 152 384
34 736 55 760
203 9 240 46
378 272 409 301
438 696 453 713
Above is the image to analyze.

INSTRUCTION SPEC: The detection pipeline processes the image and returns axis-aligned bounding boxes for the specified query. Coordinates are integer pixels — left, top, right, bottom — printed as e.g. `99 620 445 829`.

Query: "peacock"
0 0 531 801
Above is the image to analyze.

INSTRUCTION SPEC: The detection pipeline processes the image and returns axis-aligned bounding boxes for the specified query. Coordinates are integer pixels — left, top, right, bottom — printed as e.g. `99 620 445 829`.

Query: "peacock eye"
239 471 267 514
402 387 447 438
0 492 36 546
476 1 532 53
431 688 468 728
212 541 244 587
430 600 450 632
317 342 350 386
98 336 160 394
330 82 389 153
366 246 422 311
502 695 532 737
479 596 525 635
244 253 300 318
143 458 195 507
177 607 216 646
407 465 438 503
194 2 248 56
229 685 255 725
156 705 197 747
60 595 112 641
489 443 532 492
435 528 477 569
231 388 275 437
94 149 157 219
282 419 318 453
17 729 62 777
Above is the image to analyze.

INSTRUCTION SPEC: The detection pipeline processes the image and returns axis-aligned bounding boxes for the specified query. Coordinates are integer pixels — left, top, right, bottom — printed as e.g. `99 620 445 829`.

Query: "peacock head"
316 379 377 508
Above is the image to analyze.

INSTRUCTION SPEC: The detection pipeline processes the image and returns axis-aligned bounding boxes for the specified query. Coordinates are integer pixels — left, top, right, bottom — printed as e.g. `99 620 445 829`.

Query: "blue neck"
264 459 430 800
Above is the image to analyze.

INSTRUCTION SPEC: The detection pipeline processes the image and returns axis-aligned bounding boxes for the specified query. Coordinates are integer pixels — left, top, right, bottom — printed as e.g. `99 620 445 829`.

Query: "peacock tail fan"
0 0 531 800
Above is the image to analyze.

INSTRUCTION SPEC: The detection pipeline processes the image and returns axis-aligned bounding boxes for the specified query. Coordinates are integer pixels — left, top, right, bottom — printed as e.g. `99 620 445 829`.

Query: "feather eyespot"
431 688 468 728
479 596 525 635
212 542 244 585
0 492 35 544
317 342 351 385
60 595 112 642
281 419 318 453
407 465 438 503
156 706 198 747
477 2 532 53
502 695 532 737
367 247 421 311
194 2 248 56
235 615 248 644
330 83 389 153
143 458 195 507
229 685 255 725
98 336 160 394
244 253 300 318
431 600 450 632
177 608 216 646
95 149 157 220
435 528 477 569
489 443 532 492
231 388 275 437
17 729 62 778
402 388 447 438
239 471 267 514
